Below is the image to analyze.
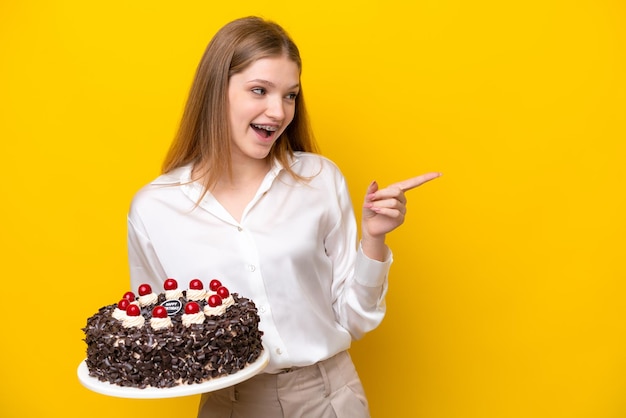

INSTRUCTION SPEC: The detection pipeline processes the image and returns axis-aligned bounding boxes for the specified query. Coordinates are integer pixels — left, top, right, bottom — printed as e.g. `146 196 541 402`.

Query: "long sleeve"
326 171 393 340
127 212 167 294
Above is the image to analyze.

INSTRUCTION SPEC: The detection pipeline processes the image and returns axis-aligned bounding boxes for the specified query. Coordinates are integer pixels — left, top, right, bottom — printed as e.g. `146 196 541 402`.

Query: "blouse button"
276 348 282 355
248 265 256 272
237 226 243 232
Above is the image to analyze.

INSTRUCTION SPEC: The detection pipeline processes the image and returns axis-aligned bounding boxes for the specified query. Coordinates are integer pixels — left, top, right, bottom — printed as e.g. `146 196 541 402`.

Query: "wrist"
360 234 387 262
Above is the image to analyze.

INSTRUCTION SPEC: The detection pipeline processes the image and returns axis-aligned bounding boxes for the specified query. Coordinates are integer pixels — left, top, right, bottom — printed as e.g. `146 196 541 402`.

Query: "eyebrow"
247 79 300 90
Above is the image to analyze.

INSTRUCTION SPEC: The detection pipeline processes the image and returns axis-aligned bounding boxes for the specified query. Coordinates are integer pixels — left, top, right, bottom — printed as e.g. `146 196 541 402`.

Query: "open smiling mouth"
251 123 278 138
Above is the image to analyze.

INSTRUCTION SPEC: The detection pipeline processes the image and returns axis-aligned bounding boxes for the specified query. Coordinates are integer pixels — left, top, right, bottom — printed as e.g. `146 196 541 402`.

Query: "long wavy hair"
162 16 319 194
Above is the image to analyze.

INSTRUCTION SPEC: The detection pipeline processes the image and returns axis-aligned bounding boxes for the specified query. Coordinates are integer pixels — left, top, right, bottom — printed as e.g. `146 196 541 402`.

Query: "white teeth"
252 124 278 132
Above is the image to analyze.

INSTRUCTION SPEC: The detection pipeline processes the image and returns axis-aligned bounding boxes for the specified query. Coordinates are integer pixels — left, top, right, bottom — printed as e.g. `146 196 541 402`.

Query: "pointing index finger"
392 172 442 192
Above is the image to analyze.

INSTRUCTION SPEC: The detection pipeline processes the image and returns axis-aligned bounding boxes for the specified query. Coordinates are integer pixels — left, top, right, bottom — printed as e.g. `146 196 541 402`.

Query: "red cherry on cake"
138 284 152 296
184 301 200 314
122 291 135 302
164 278 178 290
117 299 130 310
207 294 223 307
189 279 204 290
126 304 141 317
216 286 230 299
152 306 168 319
209 279 222 292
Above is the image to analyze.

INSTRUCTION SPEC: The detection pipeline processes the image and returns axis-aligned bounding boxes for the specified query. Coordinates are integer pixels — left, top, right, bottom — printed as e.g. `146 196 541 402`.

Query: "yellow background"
1 1 625 417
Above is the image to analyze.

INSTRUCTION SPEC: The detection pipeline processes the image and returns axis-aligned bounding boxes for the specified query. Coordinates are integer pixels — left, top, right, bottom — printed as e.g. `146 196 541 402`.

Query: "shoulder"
286 152 350 198
291 152 344 179
129 166 193 215
150 165 189 185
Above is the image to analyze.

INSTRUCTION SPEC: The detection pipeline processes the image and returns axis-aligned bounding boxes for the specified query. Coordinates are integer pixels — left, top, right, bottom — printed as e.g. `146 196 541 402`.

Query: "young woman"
127 16 440 418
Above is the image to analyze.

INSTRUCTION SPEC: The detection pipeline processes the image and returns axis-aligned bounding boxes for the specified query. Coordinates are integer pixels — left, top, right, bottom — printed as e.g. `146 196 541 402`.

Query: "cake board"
77 348 269 399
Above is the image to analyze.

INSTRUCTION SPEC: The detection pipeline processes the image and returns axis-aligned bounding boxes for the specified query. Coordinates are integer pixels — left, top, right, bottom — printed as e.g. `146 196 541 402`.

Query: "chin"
251 145 275 159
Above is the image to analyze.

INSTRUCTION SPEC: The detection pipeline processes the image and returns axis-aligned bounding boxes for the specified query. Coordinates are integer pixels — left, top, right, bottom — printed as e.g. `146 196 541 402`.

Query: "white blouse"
127 152 392 373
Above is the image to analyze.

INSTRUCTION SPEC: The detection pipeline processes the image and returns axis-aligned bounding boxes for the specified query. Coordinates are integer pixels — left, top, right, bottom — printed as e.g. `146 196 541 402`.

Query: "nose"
265 95 285 121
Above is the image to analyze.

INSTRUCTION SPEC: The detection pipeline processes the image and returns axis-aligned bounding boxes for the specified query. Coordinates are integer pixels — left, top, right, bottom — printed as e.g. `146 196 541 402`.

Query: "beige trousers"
197 351 371 418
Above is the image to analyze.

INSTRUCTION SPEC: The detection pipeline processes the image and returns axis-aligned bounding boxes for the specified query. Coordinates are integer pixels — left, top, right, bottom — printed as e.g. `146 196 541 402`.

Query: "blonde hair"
162 16 318 192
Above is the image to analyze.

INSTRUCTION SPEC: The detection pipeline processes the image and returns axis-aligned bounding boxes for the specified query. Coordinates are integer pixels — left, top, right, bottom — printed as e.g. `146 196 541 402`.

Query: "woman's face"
227 55 300 164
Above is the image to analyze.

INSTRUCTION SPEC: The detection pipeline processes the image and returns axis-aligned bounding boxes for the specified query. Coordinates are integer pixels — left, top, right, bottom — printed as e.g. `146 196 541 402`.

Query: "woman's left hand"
362 172 442 240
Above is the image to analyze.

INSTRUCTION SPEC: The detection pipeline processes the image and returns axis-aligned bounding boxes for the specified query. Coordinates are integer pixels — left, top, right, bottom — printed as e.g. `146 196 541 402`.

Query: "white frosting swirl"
222 295 234 308
203 304 226 317
165 289 183 300
186 289 207 301
182 311 205 327
150 316 173 330
122 314 146 328
138 292 158 307
112 308 127 321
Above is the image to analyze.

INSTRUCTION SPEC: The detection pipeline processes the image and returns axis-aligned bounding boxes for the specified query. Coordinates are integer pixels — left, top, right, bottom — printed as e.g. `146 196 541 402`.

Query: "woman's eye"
251 88 265 95
286 92 298 100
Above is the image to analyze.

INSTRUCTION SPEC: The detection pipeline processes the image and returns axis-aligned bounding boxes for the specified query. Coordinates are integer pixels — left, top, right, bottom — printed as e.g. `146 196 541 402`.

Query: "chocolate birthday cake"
82 278 264 389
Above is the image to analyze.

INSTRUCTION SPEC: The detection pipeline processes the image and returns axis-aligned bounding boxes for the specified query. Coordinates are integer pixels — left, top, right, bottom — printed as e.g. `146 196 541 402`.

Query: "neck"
192 157 271 190
221 159 270 190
